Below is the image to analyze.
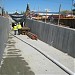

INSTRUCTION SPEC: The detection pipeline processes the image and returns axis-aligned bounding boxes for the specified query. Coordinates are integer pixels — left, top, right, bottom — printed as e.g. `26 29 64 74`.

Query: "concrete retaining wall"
0 16 11 62
26 19 75 58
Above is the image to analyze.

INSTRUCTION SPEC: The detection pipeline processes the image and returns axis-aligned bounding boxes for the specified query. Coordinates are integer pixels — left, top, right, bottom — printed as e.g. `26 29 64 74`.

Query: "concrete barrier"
26 19 75 58
0 16 11 62
67 29 75 57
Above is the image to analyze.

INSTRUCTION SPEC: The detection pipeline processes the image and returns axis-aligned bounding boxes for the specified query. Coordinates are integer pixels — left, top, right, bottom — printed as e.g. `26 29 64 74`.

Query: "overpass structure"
9 12 26 23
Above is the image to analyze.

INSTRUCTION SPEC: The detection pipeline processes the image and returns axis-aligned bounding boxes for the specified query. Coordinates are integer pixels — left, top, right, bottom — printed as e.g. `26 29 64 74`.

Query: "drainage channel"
10 33 75 75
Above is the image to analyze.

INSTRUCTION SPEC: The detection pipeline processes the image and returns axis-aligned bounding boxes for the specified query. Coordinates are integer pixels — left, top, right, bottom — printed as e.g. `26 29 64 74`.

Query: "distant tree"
21 11 25 14
21 11 23 14
6 11 8 14
72 9 75 15
73 2 75 7
26 3 30 12
60 10 71 15
25 3 30 16
2 8 5 16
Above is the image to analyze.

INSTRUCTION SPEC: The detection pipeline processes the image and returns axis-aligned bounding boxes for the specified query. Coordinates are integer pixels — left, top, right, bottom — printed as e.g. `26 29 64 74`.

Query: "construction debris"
27 32 38 40
21 27 30 35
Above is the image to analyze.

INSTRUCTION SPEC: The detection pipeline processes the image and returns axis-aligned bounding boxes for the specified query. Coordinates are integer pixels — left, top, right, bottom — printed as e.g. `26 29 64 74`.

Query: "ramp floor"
0 32 74 75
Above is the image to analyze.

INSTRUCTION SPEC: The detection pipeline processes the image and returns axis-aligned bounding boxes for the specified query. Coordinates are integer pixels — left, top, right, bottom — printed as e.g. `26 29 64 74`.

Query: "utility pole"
58 4 61 25
45 9 50 23
0 0 2 15
38 6 39 14
71 0 74 17
38 6 39 20
2 8 4 16
45 9 47 23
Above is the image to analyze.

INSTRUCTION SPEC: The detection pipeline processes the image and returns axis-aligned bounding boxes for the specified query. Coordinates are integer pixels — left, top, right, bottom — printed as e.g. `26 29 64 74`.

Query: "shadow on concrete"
0 36 35 75
8 49 21 52
0 57 35 75
0 53 35 75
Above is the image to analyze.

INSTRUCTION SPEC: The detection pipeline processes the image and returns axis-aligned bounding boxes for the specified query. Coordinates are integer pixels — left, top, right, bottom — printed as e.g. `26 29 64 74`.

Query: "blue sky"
2 0 74 13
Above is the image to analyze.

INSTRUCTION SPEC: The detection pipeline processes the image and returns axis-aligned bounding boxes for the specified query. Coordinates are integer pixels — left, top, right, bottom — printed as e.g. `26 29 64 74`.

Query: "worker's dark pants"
18 29 21 35
14 30 17 35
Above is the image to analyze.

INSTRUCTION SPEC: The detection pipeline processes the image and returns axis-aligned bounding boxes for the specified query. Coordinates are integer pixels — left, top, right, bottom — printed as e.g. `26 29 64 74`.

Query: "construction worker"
13 24 18 35
17 22 22 35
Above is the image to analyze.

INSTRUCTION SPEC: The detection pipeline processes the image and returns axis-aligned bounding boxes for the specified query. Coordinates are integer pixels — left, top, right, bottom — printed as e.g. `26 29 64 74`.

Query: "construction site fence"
0 16 11 63
26 19 75 58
